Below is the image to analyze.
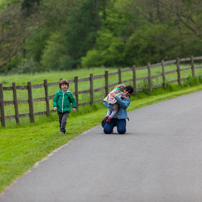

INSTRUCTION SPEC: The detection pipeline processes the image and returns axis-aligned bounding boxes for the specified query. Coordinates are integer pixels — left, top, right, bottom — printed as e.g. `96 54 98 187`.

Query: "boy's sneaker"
106 117 111 123
60 132 65 135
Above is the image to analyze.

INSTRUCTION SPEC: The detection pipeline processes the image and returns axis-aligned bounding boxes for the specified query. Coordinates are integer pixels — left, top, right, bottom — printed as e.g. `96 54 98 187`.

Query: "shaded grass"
1 83 202 193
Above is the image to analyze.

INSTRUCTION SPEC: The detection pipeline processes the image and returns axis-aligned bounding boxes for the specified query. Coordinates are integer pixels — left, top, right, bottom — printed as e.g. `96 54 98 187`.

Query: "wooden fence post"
191 55 195 77
105 71 109 96
90 74 93 105
147 63 152 94
74 76 79 111
118 68 122 84
176 57 181 86
161 60 166 89
132 65 137 96
44 79 49 116
0 83 5 127
12 82 20 124
27 82 35 123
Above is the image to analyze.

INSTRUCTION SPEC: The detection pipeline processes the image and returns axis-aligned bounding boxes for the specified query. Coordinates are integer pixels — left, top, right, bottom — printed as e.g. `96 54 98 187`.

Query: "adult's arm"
115 96 131 109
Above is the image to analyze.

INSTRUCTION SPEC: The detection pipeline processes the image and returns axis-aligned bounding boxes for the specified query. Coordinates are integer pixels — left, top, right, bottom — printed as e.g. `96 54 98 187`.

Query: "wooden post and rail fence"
0 56 202 127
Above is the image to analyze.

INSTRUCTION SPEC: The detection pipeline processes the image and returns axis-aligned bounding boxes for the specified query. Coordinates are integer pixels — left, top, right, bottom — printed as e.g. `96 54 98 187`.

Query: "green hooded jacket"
53 90 76 113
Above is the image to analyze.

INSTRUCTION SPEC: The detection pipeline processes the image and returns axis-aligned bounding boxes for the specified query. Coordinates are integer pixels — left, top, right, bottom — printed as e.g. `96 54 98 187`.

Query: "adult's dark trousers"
104 118 126 134
58 111 69 133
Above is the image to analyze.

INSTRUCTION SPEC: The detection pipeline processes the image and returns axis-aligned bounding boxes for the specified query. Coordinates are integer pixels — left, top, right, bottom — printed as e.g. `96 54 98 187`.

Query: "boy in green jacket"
53 79 76 134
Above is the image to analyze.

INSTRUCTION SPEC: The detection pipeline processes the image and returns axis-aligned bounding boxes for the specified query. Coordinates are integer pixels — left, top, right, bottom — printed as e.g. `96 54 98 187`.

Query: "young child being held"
103 84 128 123
53 79 76 135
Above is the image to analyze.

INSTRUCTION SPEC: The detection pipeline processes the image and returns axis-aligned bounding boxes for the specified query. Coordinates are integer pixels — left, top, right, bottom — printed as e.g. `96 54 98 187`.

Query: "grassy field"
1 81 202 193
1 64 202 127
1 64 202 193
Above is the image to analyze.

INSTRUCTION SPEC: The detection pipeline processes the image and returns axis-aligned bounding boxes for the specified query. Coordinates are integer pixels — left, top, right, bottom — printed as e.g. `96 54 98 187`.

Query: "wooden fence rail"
1 55 202 127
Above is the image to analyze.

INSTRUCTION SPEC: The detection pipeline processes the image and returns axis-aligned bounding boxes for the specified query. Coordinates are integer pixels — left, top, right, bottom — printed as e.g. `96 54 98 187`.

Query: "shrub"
183 75 202 87
12 58 38 74
81 30 126 67
40 32 67 70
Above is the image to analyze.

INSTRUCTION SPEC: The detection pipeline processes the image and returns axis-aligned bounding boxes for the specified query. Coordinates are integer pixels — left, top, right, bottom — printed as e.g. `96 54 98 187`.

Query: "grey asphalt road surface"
1 91 202 202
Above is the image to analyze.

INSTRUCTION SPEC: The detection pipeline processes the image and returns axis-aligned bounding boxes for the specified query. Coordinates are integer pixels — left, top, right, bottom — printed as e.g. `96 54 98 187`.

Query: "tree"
21 0 41 16
82 30 126 67
64 0 101 69
40 32 67 70
22 0 40 9
24 0 74 65
129 0 202 39
83 0 202 67
0 4 41 70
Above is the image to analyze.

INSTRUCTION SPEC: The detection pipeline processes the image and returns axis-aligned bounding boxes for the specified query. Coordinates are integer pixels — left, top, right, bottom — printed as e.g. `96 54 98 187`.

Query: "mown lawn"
1 83 202 193
1 64 202 123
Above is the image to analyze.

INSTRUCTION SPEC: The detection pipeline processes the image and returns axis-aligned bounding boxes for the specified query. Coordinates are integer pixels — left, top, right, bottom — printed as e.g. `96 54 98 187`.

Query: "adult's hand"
53 107 57 112
72 108 76 113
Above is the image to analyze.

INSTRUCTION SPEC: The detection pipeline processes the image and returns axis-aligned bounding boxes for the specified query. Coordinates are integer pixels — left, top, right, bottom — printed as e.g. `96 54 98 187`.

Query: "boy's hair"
125 85 134 95
59 79 69 89
116 84 126 91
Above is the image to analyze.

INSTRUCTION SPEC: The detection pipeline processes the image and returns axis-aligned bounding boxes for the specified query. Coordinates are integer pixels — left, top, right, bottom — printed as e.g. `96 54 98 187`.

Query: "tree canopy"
0 0 202 73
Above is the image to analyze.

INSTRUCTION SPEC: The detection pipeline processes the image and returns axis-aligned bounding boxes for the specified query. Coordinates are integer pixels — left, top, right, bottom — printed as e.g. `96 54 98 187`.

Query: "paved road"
1 91 202 202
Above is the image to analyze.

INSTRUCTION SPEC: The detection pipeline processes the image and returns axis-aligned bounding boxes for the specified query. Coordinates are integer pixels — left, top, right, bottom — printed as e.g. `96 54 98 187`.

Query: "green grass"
1 64 202 192
1 64 202 122
1 82 202 193
1 68 118 119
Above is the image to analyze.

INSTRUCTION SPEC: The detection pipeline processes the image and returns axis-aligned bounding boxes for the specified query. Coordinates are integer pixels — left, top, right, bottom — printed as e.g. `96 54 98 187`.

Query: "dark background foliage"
0 0 202 73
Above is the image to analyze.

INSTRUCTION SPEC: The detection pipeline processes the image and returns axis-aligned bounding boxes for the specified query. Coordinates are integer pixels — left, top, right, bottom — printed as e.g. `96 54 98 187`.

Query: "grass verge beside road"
1 84 202 193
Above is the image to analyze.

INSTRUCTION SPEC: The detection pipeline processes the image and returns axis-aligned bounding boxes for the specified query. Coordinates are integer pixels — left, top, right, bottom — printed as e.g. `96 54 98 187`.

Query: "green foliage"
21 0 40 16
12 58 39 74
181 38 202 57
40 32 67 70
83 0 202 67
81 0 136 67
125 24 179 66
103 1 134 36
81 49 102 67
82 23 182 67
0 56 21 74
12 59 38 74
64 0 100 69
2 0 202 72
0 0 21 8
24 29 50 63
165 82 175 92
58 56 77 70
21 0 40 9
1 83 202 193
183 75 202 87
81 30 126 67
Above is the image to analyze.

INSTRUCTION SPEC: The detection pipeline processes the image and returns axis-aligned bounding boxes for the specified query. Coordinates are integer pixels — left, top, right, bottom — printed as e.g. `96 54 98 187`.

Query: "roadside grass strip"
1 84 202 193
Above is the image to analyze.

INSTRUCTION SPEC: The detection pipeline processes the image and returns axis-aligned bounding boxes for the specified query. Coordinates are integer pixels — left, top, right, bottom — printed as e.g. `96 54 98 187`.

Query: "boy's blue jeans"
58 112 69 133
103 118 126 134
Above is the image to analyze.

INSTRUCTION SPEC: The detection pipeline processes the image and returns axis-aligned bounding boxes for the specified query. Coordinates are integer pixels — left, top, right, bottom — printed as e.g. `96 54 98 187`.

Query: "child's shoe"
60 132 65 135
104 116 109 121
106 117 112 123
